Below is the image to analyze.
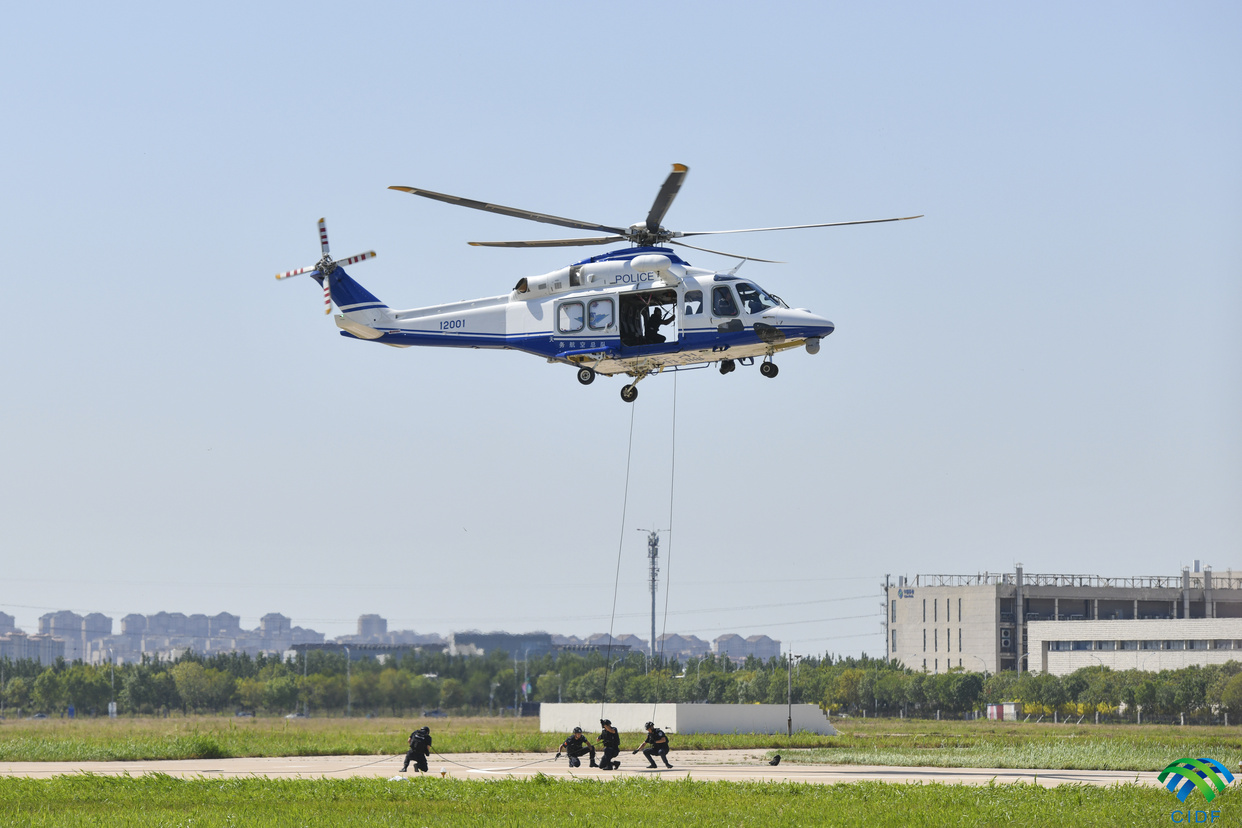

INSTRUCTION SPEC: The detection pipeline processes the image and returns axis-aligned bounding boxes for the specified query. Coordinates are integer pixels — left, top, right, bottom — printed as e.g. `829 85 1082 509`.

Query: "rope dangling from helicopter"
601 399 638 713
653 372 679 719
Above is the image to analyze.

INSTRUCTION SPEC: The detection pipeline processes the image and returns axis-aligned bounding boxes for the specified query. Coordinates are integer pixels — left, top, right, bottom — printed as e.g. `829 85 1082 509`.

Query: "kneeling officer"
556 726 597 768
632 721 672 769
597 719 622 770
403 725 432 773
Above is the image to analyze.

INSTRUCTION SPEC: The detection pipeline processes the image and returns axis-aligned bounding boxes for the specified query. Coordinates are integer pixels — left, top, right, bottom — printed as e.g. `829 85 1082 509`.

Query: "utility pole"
344 646 351 717
882 574 891 663
787 652 802 737
638 529 664 664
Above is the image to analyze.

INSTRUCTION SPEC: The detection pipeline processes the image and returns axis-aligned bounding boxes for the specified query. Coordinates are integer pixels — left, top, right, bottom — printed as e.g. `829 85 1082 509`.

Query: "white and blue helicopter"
277 164 919 402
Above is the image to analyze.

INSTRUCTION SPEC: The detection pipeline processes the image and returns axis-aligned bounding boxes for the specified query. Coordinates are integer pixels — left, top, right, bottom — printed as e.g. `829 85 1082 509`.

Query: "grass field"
3 714 1241 773
0 774 1209 827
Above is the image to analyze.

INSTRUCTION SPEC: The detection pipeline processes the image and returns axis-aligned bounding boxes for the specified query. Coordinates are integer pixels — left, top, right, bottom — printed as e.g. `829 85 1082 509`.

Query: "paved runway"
0 750 1160 788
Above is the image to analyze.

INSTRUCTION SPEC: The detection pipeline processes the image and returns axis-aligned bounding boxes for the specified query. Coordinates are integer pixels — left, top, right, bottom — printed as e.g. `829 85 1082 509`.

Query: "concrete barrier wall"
540 703 836 736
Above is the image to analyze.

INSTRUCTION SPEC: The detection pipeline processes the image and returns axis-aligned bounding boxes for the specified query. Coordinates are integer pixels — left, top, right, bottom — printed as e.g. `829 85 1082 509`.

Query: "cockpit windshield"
735 282 784 314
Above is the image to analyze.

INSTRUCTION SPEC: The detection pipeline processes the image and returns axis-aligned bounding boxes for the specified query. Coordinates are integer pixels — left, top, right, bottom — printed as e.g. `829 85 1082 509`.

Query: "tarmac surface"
0 750 1160 788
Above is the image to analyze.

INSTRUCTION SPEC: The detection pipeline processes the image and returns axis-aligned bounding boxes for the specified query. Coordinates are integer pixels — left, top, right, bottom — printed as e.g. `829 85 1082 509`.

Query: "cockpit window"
735 282 782 314
712 286 738 317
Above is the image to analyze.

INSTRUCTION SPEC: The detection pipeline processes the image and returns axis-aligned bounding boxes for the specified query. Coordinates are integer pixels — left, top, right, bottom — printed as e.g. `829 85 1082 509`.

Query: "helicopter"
277 164 920 402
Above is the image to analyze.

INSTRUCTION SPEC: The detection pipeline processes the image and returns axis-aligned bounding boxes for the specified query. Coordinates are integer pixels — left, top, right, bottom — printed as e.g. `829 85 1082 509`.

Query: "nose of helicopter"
772 309 834 340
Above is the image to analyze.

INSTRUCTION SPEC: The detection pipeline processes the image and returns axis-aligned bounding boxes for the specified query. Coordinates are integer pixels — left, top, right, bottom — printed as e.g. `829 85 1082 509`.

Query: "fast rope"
654 371 678 721
431 749 559 774
601 398 638 714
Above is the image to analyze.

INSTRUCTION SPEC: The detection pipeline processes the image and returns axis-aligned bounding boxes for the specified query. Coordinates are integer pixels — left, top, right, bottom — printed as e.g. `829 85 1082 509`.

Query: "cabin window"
557 302 585 333
735 282 780 314
588 298 614 330
712 286 738 317
684 290 703 315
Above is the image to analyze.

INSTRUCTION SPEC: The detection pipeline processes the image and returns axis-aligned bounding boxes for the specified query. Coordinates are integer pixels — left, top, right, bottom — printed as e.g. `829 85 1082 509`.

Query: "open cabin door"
618 288 680 351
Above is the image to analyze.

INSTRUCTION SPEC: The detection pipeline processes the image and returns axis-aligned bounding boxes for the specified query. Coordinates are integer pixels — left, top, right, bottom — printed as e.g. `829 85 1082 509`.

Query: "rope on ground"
429 749 560 774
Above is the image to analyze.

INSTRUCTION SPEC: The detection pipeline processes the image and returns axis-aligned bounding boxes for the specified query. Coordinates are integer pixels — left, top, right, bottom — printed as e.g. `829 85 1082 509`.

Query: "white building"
1027 618 1242 676
887 565 1242 674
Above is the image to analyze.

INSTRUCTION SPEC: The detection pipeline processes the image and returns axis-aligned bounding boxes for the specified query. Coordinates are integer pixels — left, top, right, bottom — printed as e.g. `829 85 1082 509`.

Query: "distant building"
0 631 65 666
887 565 1242 675
260 613 292 639
449 631 554 657
358 614 387 640
586 633 648 652
657 633 711 660
121 614 147 636
714 634 782 663
0 612 15 635
208 613 242 637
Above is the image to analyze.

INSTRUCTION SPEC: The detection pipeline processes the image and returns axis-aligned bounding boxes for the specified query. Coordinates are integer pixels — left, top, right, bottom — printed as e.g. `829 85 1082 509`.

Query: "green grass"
0 775 1211 827
779 718 1242 772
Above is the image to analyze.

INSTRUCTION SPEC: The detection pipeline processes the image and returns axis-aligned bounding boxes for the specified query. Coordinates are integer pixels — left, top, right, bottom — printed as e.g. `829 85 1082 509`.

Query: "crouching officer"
403 725 432 773
597 719 621 770
555 726 597 768
632 721 672 769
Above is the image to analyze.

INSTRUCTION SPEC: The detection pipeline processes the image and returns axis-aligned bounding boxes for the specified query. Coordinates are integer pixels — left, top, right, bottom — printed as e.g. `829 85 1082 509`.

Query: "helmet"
645 721 654 729
572 726 582 733
600 719 611 726
418 726 430 734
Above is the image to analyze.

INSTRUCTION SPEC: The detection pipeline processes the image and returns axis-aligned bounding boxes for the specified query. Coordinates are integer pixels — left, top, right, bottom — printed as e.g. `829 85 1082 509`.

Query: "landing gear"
576 367 596 386
620 384 639 403
760 361 779 378
719 359 736 375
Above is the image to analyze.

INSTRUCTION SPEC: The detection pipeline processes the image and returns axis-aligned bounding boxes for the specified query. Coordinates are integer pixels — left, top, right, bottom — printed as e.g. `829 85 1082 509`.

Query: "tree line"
4 649 1242 723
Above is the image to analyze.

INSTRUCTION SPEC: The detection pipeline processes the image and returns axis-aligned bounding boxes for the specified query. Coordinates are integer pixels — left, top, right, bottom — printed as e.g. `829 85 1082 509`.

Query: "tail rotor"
276 218 376 314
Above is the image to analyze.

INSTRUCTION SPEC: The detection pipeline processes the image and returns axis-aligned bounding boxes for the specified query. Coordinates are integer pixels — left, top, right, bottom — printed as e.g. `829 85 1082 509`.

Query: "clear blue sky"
1 2 1238 657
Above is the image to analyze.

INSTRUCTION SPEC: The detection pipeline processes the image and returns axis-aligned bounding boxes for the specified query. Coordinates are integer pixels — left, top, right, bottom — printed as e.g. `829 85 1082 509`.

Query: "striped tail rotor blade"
276 265 319 280
335 251 377 267
318 218 330 255
323 274 333 315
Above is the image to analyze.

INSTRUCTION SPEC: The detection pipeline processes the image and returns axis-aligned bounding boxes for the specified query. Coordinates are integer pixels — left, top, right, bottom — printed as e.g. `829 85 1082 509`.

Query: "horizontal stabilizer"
334 315 386 340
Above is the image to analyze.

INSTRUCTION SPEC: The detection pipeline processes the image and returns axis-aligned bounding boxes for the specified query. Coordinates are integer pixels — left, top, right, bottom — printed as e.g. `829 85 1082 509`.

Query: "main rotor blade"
645 163 688 232
467 236 626 248
318 218 330 255
678 215 924 237
276 265 319 280
389 185 629 237
670 239 784 264
335 251 377 266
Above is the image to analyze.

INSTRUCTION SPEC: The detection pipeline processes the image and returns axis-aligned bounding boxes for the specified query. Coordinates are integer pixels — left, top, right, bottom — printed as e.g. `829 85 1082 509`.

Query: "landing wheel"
719 359 735 375
760 361 779 378
577 367 596 385
620 384 639 403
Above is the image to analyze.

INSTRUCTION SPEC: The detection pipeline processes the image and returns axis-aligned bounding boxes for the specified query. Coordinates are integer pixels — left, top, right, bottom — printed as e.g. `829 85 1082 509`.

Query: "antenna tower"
638 529 662 660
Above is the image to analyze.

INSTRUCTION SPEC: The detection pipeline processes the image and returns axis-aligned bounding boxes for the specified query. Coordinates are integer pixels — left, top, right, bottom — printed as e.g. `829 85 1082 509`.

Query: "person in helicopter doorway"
402 725 432 773
640 293 675 344
555 726 597 768
632 721 673 769
597 719 622 770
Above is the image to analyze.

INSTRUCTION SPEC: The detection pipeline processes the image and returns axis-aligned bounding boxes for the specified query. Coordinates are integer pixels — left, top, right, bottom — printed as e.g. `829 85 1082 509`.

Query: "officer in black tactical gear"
402 725 432 773
555 726 597 768
597 718 621 770
632 721 672 769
